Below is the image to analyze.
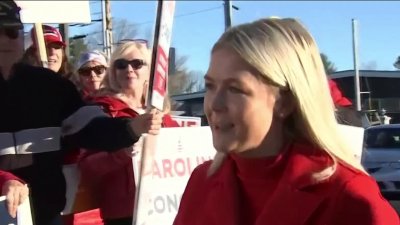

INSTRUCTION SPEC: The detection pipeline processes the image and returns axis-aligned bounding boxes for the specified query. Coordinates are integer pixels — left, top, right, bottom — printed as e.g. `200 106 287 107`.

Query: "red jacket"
174 142 399 225
79 96 179 220
0 170 23 188
328 79 352 107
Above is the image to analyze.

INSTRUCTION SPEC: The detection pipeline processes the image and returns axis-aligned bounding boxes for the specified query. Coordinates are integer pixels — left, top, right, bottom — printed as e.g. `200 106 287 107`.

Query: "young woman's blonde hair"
208 17 365 179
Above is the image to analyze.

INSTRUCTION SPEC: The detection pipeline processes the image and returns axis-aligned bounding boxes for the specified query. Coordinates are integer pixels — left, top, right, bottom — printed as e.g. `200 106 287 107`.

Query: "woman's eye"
204 82 214 90
228 86 243 93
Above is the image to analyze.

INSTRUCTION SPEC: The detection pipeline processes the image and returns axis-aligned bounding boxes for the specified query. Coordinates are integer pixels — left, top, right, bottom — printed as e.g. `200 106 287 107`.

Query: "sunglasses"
114 59 147 70
0 28 20 40
78 65 106 77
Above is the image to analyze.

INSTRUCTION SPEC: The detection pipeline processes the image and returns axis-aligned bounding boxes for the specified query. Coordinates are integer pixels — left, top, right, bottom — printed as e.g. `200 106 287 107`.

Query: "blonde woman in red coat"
173 18 399 225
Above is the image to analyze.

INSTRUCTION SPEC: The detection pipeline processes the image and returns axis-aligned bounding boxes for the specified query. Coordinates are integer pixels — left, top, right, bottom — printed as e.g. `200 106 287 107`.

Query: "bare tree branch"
85 18 139 51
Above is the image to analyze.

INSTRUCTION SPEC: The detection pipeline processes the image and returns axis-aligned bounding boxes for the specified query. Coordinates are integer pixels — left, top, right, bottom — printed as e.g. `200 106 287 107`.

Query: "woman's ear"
274 90 296 119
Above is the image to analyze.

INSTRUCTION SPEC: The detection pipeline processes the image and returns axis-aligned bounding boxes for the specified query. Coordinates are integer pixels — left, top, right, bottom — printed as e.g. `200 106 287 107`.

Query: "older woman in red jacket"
79 41 178 225
173 18 398 225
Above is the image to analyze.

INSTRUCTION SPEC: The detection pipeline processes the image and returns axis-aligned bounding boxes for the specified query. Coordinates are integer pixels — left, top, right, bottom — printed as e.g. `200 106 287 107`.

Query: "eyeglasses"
117 39 148 47
78 65 106 77
0 28 20 40
114 59 147 70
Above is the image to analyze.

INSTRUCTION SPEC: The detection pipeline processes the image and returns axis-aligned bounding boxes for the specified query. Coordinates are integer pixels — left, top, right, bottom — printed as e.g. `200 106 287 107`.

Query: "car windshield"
365 128 400 149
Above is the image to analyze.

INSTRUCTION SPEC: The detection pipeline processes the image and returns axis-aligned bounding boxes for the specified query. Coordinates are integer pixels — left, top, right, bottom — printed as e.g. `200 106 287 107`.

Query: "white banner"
0 196 33 225
149 1 176 110
15 1 91 23
338 124 365 162
132 127 215 225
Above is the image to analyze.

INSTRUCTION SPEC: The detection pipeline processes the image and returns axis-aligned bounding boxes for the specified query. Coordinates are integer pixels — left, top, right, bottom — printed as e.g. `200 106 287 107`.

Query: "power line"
175 6 222 19
69 19 102 27
84 5 223 37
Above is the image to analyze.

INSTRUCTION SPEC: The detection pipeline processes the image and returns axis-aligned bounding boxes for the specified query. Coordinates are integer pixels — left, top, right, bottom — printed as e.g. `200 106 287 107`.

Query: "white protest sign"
15 1 91 24
132 127 215 225
148 1 176 110
338 124 365 163
134 1 177 223
0 196 33 225
171 116 201 127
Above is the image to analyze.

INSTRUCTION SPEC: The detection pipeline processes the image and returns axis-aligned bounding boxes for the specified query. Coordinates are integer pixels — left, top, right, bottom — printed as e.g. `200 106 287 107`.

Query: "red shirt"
231 153 285 224
174 142 399 225
79 96 179 219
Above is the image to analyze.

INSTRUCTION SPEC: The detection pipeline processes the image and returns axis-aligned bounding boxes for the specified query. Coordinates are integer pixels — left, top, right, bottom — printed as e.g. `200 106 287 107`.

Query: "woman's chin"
212 140 236 154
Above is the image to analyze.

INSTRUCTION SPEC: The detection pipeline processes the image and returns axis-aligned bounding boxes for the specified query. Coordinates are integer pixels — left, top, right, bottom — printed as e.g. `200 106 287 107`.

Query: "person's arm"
332 175 399 225
62 105 163 151
0 171 29 218
59 79 160 151
62 107 140 151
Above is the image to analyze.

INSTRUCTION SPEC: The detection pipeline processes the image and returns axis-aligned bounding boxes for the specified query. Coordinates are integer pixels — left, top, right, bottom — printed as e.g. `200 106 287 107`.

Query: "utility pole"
352 19 361 111
59 24 70 58
105 0 113 59
63 24 70 58
168 47 176 75
101 0 107 55
223 0 232 31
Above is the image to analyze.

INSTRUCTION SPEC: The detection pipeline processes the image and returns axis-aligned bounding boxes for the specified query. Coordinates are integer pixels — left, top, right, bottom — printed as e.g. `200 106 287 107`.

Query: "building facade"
330 70 400 124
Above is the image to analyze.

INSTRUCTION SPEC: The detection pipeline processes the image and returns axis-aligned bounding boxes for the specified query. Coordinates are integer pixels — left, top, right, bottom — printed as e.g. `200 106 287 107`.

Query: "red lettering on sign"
162 159 173 178
153 160 162 178
136 156 215 179
153 46 168 96
174 158 186 176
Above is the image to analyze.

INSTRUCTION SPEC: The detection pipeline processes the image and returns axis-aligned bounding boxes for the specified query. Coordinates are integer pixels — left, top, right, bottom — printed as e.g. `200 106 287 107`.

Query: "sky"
66 1 400 76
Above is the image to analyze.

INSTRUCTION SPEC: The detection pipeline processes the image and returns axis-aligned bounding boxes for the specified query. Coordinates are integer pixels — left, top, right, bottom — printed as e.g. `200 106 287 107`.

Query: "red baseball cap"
30 25 66 48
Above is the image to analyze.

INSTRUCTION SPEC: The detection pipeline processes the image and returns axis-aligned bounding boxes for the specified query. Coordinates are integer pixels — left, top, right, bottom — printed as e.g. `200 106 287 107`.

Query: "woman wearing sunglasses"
75 50 108 101
78 41 179 225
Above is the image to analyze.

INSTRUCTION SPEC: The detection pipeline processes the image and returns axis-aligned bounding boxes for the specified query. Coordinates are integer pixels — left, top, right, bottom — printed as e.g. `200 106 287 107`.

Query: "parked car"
362 124 400 199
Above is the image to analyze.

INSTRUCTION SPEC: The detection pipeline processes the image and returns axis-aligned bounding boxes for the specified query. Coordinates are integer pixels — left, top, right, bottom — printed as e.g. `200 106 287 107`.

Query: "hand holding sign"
1 180 29 218
130 109 163 136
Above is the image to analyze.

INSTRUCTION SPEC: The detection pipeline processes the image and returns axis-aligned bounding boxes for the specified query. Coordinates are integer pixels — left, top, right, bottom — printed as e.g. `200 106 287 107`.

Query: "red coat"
174 142 399 225
328 79 352 107
79 96 179 220
0 170 23 188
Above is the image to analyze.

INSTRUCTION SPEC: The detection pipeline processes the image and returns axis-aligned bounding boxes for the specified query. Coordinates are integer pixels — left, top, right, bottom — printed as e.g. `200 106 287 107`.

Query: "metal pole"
101 0 107 54
169 47 176 75
352 19 361 111
105 0 113 58
223 0 232 31
63 24 70 58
